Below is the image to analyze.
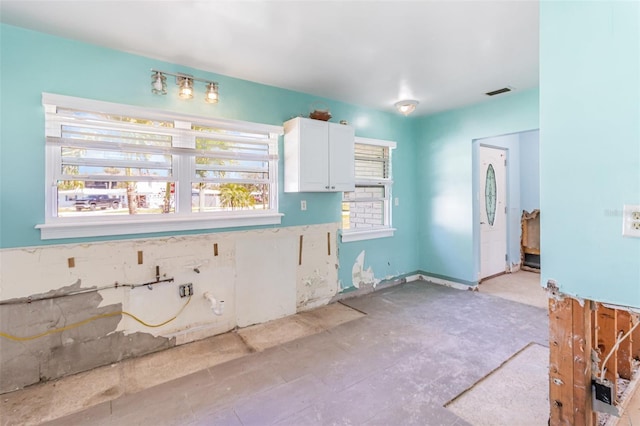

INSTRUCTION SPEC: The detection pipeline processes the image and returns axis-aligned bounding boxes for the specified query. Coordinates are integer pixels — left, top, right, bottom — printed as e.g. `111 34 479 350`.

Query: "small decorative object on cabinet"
309 102 332 121
284 117 355 192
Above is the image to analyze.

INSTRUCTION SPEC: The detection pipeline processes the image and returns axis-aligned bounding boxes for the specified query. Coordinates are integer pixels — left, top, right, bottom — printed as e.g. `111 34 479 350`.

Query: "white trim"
341 227 396 242
417 274 478 291
42 93 284 136
42 93 283 239
404 274 422 283
342 137 396 241
37 213 283 240
354 136 397 149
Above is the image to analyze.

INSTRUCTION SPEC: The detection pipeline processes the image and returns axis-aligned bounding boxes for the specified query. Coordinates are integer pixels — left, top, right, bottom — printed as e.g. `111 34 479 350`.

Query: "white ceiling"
0 0 539 116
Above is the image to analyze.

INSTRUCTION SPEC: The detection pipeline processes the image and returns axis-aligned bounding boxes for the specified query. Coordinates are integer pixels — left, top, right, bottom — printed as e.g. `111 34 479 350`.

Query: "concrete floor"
446 342 549 425
478 270 547 309
3 277 550 426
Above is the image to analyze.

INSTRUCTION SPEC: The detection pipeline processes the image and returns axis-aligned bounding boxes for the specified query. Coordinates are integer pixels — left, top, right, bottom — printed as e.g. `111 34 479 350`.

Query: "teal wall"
8 20 592 298
519 130 540 213
0 24 419 287
3 3 636 310
338 121 420 289
540 2 640 306
414 89 540 284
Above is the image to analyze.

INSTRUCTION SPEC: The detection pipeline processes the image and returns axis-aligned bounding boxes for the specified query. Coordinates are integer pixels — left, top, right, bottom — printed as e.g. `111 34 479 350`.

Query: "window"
341 137 396 242
38 93 283 239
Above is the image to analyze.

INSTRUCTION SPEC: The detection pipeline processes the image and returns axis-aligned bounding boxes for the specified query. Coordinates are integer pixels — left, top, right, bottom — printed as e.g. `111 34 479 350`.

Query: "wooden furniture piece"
521 209 540 271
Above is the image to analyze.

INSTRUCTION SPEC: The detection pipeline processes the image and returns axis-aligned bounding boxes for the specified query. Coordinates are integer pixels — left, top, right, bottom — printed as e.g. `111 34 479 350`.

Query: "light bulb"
178 77 194 99
205 82 219 104
394 100 419 116
151 72 167 95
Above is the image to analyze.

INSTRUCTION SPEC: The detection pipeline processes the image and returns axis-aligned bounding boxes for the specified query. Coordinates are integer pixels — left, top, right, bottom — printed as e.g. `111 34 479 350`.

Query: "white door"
479 146 508 279
298 118 330 191
328 122 355 191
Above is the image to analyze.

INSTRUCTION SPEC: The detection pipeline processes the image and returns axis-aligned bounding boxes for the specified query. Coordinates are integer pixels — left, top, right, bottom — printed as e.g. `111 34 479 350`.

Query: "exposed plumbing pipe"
203 292 224 316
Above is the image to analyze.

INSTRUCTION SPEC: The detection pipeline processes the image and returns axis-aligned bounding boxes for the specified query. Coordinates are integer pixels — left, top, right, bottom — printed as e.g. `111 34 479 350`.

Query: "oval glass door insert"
485 164 497 226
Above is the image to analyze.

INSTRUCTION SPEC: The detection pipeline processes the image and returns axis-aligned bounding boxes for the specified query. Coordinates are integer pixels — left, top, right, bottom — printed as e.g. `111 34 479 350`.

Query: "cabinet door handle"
331 186 335 189
325 186 330 189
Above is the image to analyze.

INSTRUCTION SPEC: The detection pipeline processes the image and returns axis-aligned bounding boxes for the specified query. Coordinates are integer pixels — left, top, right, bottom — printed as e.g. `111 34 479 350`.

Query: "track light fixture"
150 69 219 104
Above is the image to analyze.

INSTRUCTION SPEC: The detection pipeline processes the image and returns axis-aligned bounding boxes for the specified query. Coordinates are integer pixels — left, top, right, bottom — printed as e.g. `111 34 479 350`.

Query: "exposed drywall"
0 223 339 393
235 233 297 327
296 229 340 311
351 251 379 289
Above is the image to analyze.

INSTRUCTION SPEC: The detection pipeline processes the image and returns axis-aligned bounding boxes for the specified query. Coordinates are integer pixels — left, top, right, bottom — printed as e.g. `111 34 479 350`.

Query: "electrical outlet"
179 283 193 298
622 205 640 238
301 200 307 211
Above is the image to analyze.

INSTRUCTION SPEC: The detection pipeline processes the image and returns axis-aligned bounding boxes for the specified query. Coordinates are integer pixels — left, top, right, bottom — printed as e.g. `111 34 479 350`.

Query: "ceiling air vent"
485 87 512 96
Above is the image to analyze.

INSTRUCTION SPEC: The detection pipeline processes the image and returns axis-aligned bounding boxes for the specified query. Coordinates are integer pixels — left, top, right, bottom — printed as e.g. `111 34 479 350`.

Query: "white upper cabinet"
284 117 355 192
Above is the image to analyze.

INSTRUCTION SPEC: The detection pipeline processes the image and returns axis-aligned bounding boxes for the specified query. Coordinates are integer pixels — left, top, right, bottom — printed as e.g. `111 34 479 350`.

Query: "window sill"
341 228 396 243
36 213 283 240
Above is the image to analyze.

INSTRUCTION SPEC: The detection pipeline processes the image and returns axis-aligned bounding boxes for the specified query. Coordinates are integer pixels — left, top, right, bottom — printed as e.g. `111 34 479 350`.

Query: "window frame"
37 93 283 240
341 136 397 243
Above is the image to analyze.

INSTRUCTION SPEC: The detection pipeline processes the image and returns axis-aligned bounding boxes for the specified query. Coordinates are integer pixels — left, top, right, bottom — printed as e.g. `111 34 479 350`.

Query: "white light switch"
394 197 399 206
622 205 640 238
301 200 307 211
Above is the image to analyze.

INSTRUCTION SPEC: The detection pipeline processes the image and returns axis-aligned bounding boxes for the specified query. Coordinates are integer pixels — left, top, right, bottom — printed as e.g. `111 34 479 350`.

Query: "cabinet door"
328 123 355 191
298 119 331 191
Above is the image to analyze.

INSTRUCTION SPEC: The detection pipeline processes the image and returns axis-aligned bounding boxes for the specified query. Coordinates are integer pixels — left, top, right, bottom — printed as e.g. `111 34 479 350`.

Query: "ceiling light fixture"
150 69 219 104
394 100 419 116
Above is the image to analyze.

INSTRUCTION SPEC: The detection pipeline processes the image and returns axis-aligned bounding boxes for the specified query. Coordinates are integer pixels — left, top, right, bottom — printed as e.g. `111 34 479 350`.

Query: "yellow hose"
0 296 191 342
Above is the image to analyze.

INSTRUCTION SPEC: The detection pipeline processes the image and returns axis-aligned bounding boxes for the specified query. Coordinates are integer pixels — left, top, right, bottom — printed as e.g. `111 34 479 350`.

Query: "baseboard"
333 271 477 304
417 272 478 291
333 272 421 302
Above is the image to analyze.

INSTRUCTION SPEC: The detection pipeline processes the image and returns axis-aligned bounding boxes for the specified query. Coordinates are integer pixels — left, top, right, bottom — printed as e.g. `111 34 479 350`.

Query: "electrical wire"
599 317 640 381
0 296 191 342
0 279 175 306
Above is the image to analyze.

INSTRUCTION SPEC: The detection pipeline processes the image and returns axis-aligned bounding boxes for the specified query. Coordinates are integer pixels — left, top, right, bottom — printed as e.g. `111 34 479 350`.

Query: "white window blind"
342 137 396 242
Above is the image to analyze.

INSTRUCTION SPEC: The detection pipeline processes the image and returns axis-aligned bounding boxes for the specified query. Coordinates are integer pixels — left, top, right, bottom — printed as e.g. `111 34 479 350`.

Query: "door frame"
472 137 513 283
472 129 540 283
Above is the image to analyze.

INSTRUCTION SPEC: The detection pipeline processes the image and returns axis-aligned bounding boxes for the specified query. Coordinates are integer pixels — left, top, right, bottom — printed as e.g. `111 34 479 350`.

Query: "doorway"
472 129 540 283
